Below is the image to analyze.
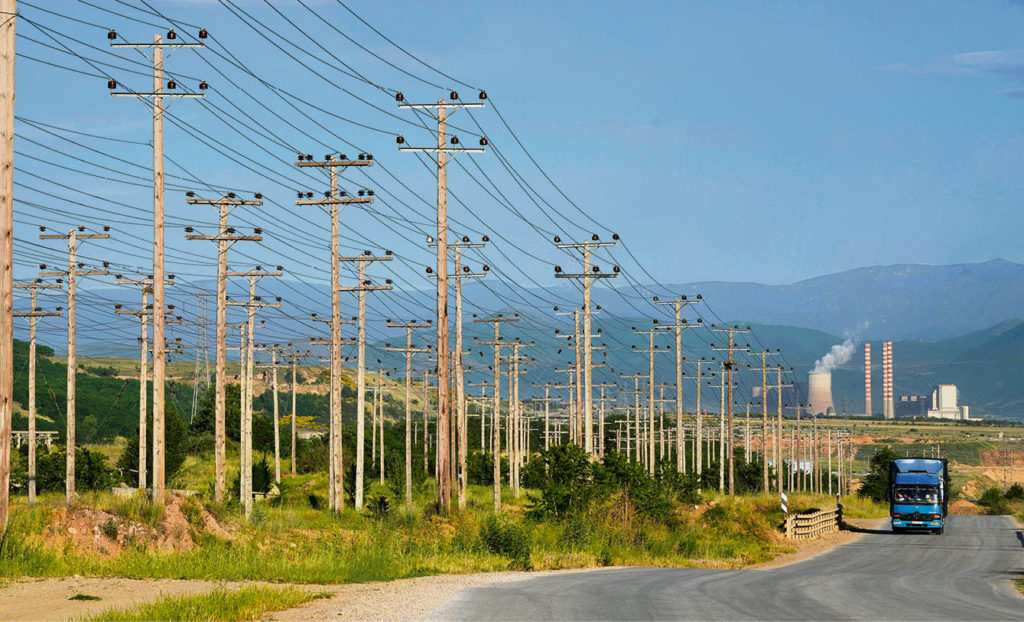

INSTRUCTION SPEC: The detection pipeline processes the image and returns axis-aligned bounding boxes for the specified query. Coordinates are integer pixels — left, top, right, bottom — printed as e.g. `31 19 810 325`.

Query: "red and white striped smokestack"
882 341 894 419
864 343 872 416
887 341 894 418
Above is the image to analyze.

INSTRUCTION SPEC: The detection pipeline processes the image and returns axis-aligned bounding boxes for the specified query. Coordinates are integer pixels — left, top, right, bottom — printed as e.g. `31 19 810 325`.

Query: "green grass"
2 480 807 583
81 586 318 621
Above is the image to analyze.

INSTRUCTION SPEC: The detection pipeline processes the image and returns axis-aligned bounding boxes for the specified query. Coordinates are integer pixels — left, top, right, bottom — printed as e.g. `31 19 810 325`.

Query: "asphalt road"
438 515 1024 621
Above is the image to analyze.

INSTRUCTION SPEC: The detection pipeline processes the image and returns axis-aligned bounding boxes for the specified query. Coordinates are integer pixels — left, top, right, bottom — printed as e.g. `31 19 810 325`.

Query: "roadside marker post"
781 491 788 514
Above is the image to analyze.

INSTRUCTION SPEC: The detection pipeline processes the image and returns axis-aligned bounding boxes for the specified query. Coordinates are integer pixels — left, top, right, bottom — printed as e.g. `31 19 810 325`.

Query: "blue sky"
16 0 1024 290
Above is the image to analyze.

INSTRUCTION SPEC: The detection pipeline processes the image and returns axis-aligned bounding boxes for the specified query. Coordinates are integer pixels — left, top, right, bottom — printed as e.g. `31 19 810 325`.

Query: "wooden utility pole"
593 383 617 457
257 344 288 484
114 276 178 490
398 93 486 513
111 31 205 505
683 357 713 485
620 374 645 462
473 314 518 511
295 154 373 511
288 351 305 476
750 349 780 492
552 366 577 443
711 324 750 495
531 384 563 451
13 278 61 504
654 297 701 473
310 313 356 509
468 381 494 450
504 343 534 497
773 366 794 493
429 238 487 509
386 321 429 507
553 236 618 454
422 369 433 474
226 269 281 517
339 251 392 509
632 324 671 474
0 0 14 537
40 228 109 504
186 193 262 503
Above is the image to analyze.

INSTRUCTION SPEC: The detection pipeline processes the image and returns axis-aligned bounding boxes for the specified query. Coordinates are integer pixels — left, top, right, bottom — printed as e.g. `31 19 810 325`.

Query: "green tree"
117 403 186 487
858 446 899 502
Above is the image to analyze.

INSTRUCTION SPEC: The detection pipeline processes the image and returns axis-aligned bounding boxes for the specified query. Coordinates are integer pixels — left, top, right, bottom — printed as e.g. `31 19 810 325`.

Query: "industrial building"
895 384 970 420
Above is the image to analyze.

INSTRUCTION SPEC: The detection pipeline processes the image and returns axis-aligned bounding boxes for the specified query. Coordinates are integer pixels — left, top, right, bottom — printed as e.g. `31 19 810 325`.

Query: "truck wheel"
892 526 904 534
935 526 944 535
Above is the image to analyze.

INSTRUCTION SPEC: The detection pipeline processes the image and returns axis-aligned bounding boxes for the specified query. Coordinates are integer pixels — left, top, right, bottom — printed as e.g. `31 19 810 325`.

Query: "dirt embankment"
39 495 229 557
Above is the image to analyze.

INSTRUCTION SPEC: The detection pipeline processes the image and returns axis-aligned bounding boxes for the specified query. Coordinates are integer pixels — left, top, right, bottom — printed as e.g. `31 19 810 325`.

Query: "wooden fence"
783 506 842 540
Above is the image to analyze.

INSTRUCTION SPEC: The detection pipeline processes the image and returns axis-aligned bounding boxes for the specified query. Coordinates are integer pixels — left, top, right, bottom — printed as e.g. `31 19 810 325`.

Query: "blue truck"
889 458 949 534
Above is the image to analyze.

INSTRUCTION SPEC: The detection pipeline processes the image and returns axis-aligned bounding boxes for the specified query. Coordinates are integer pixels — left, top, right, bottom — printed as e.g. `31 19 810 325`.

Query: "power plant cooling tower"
807 371 835 416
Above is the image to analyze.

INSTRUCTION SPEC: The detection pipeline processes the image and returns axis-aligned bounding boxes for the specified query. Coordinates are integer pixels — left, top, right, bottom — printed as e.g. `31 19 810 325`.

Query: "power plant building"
895 384 970 420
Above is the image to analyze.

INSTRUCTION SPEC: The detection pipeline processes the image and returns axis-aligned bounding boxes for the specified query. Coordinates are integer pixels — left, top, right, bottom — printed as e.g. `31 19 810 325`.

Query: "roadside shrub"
1005 483 1024 501
526 443 593 518
25 446 115 495
367 492 391 521
979 487 1004 507
480 514 532 570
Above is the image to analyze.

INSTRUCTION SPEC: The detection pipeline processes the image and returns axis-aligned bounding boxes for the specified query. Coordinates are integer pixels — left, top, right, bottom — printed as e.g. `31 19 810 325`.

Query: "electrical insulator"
167 79 177 90
395 91 404 102
227 192 236 198
554 266 562 273
366 153 374 160
107 30 117 40
396 135 405 144
450 136 460 145
254 192 262 199
612 233 620 240
554 235 561 243
483 265 490 271
186 191 195 197
479 90 487 100
167 29 177 40
482 235 489 242
199 81 209 90
107 79 117 90
462 235 470 242
199 28 208 39
479 137 488 146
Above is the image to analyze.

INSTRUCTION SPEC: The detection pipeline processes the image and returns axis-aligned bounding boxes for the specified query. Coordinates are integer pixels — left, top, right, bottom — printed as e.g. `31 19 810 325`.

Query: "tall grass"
81 586 318 621
3 480 816 584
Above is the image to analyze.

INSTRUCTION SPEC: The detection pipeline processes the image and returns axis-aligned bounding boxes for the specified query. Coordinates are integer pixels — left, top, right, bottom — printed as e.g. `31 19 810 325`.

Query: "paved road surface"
438 515 1023 621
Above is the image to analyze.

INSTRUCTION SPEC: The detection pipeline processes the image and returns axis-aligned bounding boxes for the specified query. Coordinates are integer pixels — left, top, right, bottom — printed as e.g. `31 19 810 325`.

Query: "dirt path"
270 569 617 622
0 577 323 621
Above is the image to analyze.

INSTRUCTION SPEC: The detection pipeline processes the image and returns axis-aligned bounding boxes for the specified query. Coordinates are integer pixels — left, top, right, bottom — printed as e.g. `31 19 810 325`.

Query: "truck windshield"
893 486 939 505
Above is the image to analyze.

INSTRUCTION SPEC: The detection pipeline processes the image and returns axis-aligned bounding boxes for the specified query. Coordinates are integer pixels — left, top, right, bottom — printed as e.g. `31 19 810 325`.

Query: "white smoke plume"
813 339 857 374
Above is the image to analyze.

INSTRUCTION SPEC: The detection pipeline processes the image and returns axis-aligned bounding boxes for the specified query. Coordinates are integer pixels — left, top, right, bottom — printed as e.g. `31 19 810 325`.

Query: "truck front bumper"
892 518 942 529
